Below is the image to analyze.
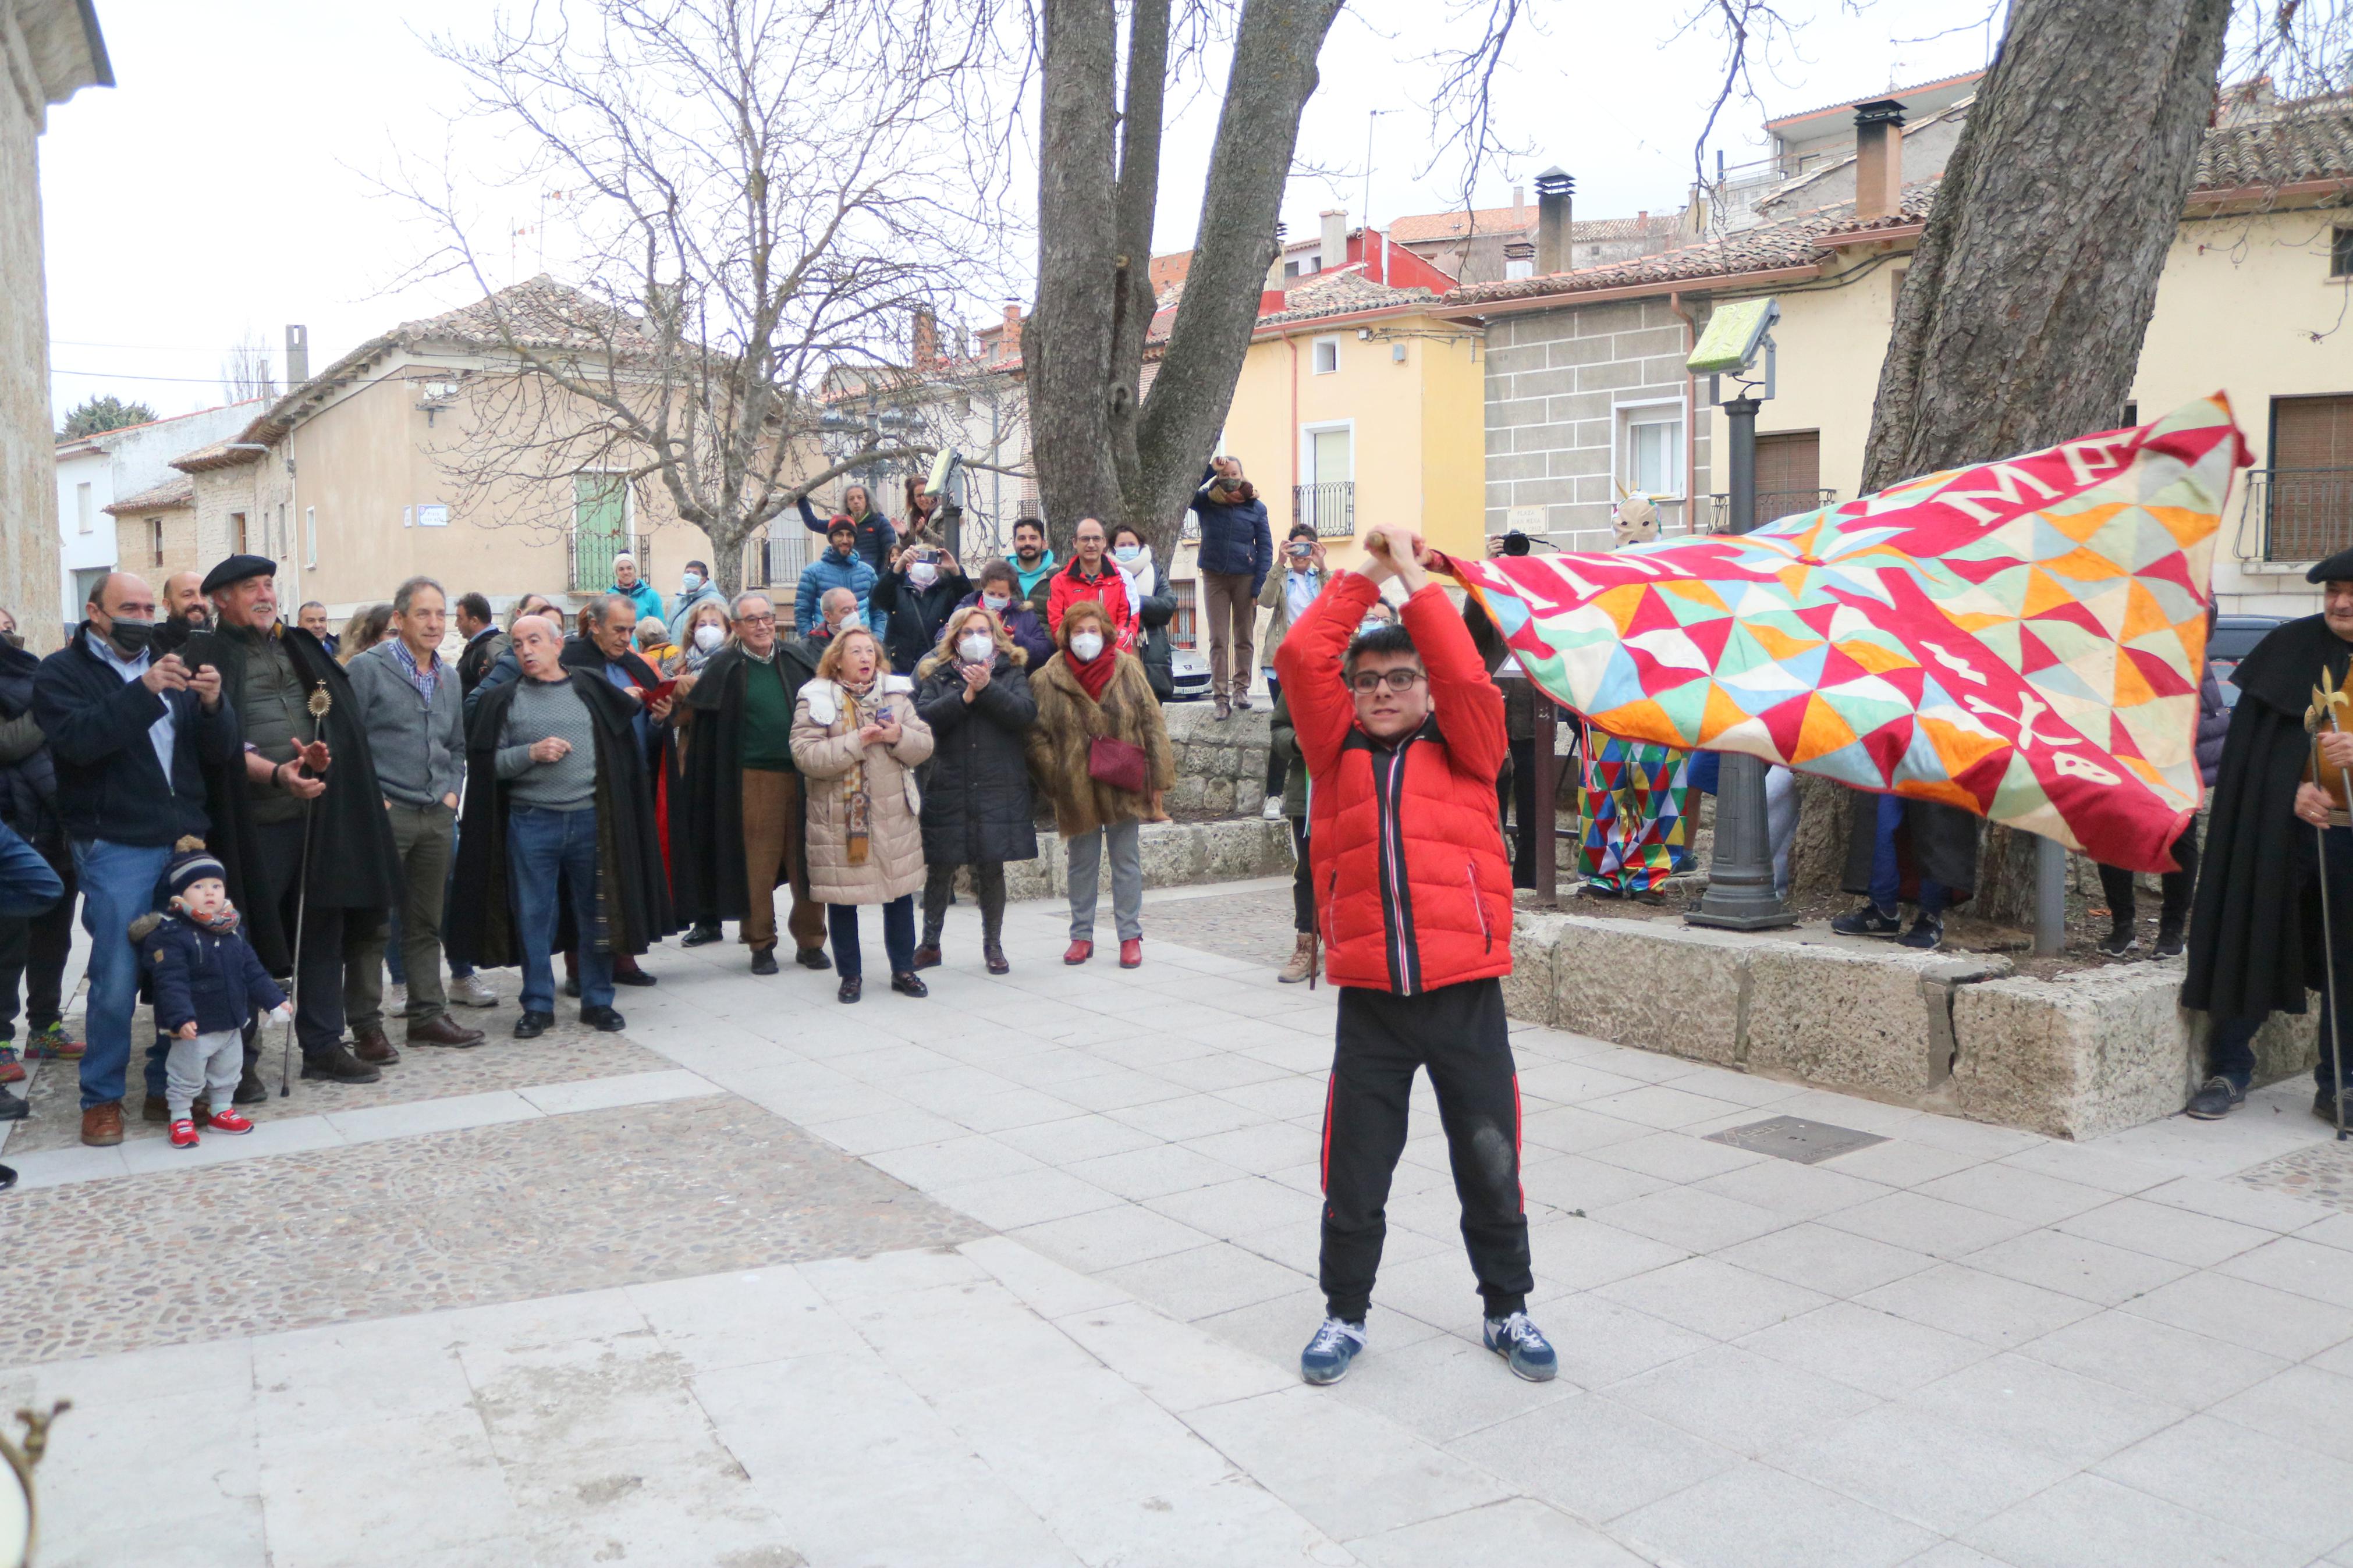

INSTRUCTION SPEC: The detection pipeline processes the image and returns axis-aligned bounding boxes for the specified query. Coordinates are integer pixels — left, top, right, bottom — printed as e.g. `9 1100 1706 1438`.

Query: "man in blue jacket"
1188 457 1273 719
31 572 240 1147
795 517 879 636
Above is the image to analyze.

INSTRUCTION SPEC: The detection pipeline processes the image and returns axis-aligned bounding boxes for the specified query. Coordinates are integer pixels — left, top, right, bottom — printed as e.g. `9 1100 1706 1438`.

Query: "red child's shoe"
204 1108 254 1135
1063 940 1094 966
1119 938 1142 969
168 1118 200 1150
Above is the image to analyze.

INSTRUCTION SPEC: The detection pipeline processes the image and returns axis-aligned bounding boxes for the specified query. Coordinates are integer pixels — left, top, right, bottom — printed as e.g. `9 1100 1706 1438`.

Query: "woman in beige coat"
1028 599 1175 970
789 625 935 1002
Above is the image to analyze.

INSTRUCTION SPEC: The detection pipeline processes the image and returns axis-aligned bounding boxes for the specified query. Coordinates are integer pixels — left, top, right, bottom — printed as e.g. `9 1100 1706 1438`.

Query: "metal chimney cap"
1534 168 1574 196
1852 99 1907 129
1503 239 1536 259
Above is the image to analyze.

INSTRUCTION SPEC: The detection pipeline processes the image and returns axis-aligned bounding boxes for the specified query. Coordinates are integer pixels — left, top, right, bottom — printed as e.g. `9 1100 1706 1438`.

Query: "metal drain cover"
1705 1114 1887 1165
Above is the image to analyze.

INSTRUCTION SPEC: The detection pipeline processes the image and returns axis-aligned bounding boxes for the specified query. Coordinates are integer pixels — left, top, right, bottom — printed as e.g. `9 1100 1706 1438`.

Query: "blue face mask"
1113 544 1144 564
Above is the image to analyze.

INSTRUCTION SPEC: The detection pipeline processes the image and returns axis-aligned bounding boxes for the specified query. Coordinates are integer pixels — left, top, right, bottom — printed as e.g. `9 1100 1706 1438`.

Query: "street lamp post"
1684 299 1797 932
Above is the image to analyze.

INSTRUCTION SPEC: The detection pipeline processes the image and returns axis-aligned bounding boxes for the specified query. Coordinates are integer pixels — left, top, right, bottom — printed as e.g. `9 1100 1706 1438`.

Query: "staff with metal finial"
2305 666 2350 1142
281 681 333 1098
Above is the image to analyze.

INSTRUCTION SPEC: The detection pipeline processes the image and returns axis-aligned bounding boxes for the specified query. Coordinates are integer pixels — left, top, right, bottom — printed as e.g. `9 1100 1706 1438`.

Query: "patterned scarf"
834 673 881 865
173 898 242 936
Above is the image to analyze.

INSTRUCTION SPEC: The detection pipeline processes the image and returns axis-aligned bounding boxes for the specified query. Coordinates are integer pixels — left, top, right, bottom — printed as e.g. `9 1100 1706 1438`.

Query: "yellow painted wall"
1727 211 2353 615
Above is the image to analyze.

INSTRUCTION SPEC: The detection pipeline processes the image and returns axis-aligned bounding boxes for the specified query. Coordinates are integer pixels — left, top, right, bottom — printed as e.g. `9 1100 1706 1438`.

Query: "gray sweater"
346 639 464 809
495 676 598 810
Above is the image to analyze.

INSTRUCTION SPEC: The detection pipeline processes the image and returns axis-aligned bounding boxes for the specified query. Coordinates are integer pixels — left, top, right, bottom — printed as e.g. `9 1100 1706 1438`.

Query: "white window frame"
1614 396 1687 503
304 506 317 567
74 482 93 535
1299 418 1357 488
1310 335 1341 375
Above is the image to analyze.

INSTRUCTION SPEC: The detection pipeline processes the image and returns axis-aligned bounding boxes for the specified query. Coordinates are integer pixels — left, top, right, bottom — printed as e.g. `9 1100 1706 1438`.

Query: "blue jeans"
507 807 611 1014
1868 794 1947 917
828 896 915 981
70 838 171 1110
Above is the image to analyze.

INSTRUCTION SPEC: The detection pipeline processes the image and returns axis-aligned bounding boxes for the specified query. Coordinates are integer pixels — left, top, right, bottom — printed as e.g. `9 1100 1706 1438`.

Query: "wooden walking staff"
2305 667 2351 1141
281 681 333 1098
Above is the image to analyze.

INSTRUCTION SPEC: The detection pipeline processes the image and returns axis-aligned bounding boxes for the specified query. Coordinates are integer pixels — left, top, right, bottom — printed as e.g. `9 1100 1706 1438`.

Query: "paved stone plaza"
5 876 2353 1567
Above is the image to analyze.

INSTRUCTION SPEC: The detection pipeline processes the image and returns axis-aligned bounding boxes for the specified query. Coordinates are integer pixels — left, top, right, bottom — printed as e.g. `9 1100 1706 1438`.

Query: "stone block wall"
1163 702 1276 817
998 817 1293 903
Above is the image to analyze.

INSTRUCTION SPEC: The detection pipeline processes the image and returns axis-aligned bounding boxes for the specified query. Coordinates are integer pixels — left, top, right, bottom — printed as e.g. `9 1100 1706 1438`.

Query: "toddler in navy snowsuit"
134 837 288 1147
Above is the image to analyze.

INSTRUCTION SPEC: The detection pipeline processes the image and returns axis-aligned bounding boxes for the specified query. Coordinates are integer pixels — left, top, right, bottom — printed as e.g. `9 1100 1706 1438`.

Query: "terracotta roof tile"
1255 266 1435 326
102 475 195 514
2194 106 2353 189
170 438 267 474
1386 204 1536 245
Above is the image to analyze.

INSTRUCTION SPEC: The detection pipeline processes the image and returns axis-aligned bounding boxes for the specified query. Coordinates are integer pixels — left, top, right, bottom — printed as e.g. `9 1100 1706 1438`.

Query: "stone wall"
1163 702 1276 817
1503 909 2318 1140
997 816 1293 902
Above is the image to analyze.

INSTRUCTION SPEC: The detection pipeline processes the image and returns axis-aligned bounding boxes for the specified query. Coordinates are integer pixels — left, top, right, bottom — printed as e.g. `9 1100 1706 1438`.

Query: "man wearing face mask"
667 559 726 643
796 518 879 637
675 591 831 975
1188 456 1273 720
808 586 863 652
957 561 1055 668
32 573 240 1146
871 539 973 675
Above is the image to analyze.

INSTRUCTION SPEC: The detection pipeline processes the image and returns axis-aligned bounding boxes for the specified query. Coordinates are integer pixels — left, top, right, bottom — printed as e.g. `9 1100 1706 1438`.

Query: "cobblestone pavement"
8 884 2353 1567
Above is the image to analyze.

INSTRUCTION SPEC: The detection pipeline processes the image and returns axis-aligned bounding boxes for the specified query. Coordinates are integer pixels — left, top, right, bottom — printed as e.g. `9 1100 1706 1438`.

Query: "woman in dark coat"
1113 523 1179 701
911 603 1037 974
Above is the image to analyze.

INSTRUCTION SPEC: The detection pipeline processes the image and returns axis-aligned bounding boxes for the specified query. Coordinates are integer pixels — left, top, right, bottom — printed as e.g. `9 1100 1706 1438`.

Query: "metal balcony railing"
2242 468 2353 562
569 531 650 592
1705 488 1839 533
741 531 814 591
1293 481 1357 539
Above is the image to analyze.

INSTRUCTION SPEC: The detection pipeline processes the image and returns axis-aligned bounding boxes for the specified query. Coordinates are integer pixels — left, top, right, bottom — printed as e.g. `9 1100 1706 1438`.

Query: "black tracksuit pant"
1319 977 1533 1323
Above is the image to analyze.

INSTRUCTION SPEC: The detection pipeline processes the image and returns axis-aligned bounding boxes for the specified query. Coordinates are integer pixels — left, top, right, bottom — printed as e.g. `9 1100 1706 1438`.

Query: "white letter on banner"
2050 751 2121 785
1936 463 2063 525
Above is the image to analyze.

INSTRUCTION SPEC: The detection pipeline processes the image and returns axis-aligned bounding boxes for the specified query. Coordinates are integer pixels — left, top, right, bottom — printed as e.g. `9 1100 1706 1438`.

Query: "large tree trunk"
1794 0 2232 916
1027 0 1343 567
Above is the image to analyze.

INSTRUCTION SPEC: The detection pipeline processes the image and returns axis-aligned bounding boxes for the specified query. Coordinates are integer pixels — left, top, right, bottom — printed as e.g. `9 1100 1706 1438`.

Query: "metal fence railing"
1705 488 1838 533
569 531 650 592
2243 468 2353 562
741 531 815 591
1294 481 1357 539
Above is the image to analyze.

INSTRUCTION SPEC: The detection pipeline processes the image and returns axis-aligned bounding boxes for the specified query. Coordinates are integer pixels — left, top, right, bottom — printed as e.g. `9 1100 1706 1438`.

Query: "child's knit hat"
164 834 226 902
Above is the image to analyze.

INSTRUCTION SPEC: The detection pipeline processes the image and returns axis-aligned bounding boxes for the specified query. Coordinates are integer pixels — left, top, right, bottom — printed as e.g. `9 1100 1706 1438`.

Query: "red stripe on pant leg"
1320 1073 1337 1197
1513 1071 1525 1214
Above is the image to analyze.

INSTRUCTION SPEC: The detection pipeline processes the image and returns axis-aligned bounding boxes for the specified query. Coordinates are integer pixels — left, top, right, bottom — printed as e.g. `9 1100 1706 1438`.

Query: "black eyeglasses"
1348 669 1426 694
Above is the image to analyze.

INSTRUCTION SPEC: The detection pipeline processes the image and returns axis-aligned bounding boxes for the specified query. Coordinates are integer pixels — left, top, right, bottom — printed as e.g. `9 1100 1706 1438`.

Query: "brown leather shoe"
406 1014 486 1050
351 1025 402 1065
81 1100 125 1147
142 1093 170 1124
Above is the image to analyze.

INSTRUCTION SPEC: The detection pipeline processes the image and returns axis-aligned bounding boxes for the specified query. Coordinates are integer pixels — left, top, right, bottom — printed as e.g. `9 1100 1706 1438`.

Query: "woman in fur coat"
790 625 935 1003
1027 600 1174 970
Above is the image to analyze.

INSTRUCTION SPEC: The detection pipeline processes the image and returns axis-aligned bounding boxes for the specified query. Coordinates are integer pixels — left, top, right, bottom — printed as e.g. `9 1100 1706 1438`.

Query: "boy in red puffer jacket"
1274 523 1554 1388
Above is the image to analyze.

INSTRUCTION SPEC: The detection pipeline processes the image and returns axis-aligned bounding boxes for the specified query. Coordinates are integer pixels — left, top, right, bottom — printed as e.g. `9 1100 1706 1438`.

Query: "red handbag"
1087 735 1149 794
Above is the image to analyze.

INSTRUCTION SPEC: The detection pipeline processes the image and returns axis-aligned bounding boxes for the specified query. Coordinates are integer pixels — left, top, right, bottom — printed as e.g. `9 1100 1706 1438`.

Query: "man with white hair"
612 553 664 624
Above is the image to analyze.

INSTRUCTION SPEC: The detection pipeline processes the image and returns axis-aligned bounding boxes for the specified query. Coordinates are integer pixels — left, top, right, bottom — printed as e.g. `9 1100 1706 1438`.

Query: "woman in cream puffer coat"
789 626 935 1002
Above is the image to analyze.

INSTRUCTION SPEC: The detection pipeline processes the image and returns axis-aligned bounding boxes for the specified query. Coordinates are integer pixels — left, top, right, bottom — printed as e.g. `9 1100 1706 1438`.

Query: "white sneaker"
1262 794 1285 820
449 972 501 1008
387 982 408 1019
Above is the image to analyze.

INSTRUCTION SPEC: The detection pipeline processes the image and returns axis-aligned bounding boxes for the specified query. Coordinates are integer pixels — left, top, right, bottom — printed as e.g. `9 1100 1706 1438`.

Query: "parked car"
1169 646 1212 701
2210 614 2286 707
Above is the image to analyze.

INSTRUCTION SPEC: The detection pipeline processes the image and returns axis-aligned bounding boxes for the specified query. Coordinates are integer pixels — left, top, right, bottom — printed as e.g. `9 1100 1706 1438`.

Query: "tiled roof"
1440 185 1937 308
54 397 265 456
1387 203 1535 245
102 475 195 514
1256 266 1435 327
171 438 266 474
1762 69 1986 130
2194 106 2353 189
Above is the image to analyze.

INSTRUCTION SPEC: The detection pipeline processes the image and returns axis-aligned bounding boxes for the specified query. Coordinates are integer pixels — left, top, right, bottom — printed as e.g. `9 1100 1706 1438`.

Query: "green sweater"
740 651 796 771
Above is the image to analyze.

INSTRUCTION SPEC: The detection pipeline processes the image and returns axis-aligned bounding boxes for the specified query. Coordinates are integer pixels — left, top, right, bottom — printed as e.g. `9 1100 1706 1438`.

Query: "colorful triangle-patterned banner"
1446 394 2249 874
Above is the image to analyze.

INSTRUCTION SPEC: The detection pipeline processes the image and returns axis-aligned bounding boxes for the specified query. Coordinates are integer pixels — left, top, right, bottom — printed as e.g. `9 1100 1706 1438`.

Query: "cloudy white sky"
38 0 1993 426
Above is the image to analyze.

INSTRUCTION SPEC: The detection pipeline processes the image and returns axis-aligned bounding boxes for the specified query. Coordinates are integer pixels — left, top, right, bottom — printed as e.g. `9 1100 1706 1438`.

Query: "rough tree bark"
1787 0 2234 915
1027 0 1346 566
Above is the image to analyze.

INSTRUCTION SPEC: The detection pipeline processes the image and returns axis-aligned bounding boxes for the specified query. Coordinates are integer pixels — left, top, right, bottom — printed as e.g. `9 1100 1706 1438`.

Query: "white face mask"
682 571 704 593
957 632 994 664
1070 630 1105 662
693 624 725 653
1113 543 1144 565
831 611 861 633
908 561 939 588
981 592 1011 614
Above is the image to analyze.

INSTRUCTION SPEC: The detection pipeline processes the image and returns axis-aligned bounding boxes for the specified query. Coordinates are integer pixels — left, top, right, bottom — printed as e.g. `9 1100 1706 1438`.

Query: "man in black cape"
448 613 673 1032
2181 554 2353 1126
671 591 829 972
557 593 677 987
180 554 402 1093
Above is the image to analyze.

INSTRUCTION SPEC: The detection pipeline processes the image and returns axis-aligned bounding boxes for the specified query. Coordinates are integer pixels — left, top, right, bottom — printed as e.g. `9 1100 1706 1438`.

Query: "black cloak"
447 669 676 969
671 639 821 926
1840 791 1980 905
2182 613 2353 1020
178 623 401 973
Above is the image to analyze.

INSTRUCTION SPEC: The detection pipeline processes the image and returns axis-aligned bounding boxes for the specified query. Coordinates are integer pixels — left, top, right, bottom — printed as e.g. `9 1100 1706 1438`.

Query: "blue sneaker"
1484 1311 1559 1382
1300 1317 1365 1385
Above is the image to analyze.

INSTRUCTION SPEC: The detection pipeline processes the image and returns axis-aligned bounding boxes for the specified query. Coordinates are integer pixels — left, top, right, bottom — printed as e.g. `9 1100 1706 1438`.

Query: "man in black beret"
2181 552 2353 1128
180 556 402 1096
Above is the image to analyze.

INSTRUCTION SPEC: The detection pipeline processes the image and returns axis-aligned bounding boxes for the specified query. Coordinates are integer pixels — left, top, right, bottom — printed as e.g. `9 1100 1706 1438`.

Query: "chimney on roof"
1319 209 1347 275
1512 184 1524 212
911 305 938 367
1262 223 1288 314
1852 99 1906 222
284 325 309 389
1534 168 1573 274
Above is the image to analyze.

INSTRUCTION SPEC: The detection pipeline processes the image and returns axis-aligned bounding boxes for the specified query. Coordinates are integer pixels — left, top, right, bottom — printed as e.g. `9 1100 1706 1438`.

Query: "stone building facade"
2 0 109 649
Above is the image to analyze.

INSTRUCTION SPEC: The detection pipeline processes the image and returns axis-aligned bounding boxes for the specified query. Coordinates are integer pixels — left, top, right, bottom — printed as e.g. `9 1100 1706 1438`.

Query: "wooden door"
1754 430 1822 525
2269 396 2353 560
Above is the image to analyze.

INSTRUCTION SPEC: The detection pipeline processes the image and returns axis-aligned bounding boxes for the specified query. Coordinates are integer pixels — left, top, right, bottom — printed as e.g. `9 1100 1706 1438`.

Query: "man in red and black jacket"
1274 522 1555 1387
